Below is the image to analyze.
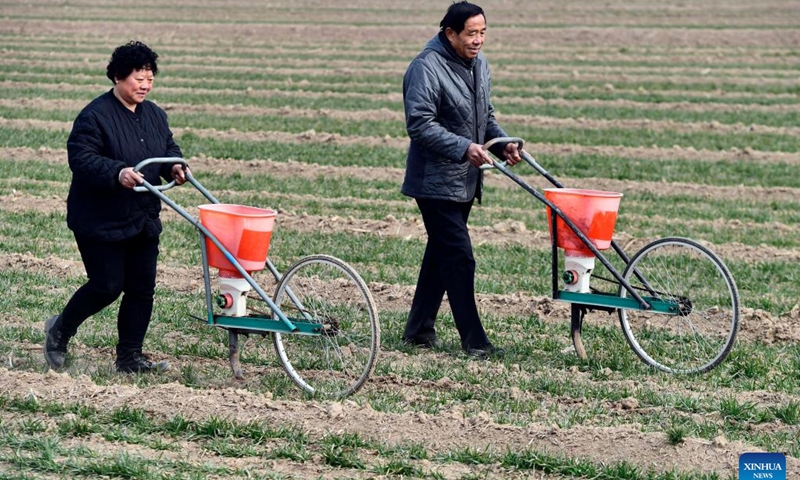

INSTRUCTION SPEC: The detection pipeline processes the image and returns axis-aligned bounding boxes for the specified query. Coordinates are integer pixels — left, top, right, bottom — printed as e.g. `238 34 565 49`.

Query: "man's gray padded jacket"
401 32 508 203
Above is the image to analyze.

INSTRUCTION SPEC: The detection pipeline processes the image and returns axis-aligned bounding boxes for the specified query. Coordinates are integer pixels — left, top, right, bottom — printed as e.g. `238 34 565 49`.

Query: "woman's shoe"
43 315 69 369
115 352 169 373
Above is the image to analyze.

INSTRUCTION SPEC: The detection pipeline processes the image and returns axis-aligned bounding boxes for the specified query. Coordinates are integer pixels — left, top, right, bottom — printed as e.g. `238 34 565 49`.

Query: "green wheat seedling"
722 349 772 380
665 422 688 445
771 401 800 425
378 441 429 460
321 443 366 469
718 396 758 423
373 459 424 476
192 416 237 439
57 417 98 438
267 442 311 462
15 418 46 435
205 437 263 458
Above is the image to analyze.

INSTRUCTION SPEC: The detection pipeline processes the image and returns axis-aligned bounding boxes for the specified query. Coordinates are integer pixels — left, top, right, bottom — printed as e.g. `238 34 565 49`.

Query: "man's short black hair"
106 41 159 83
439 1 485 33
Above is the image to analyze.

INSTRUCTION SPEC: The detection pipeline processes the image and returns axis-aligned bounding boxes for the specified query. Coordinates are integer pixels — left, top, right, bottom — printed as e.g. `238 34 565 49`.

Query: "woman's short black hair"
439 1 485 33
106 41 159 83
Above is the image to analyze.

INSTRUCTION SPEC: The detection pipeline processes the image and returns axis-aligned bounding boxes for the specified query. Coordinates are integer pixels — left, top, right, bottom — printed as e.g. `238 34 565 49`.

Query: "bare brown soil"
4 366 799 480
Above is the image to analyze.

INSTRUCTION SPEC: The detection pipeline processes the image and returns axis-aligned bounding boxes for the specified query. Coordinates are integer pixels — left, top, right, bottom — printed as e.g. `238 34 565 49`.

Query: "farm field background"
2 0 800 479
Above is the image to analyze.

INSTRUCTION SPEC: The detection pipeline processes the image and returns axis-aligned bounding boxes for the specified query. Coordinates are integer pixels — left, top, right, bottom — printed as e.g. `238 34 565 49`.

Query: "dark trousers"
403 198 490 350
60 230 159 358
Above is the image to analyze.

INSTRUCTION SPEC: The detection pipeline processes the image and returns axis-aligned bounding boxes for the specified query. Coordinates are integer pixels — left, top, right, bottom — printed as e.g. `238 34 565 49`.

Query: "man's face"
446 14 486 60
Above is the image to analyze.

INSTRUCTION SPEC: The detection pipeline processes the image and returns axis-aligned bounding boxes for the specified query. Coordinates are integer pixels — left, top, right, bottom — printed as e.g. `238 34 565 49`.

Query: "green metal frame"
213 315 324 335
556 291 680 315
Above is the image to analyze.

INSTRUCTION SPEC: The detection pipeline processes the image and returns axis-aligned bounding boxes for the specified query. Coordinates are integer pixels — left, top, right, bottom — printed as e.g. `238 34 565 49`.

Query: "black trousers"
403 198 490 350
60 230 160 357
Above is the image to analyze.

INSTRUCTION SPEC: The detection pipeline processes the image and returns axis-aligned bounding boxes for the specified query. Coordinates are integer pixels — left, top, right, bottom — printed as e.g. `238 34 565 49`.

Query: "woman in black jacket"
44 41 188 373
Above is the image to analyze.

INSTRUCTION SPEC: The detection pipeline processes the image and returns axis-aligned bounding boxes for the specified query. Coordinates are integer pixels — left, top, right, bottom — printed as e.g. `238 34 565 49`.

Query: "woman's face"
446 14 486 60
114 68 154 110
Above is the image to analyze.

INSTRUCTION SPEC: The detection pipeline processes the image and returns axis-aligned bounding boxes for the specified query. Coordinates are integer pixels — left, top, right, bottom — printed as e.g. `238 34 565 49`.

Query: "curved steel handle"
132 157 189 192
479 137 525 170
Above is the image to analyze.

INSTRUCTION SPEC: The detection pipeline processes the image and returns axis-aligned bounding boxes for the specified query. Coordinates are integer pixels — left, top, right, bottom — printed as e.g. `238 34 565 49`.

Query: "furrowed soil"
1 1 799 479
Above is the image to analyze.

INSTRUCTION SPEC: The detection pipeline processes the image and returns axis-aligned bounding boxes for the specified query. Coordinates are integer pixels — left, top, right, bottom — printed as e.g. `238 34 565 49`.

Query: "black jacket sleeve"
67 110 127 190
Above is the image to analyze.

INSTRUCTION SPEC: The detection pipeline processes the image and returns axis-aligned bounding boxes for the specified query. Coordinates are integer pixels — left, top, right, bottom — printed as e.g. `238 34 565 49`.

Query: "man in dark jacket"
401 1 521 357
44 41 187 373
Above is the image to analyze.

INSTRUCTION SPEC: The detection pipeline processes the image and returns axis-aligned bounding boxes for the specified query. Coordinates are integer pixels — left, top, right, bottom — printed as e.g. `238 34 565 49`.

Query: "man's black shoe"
402 336 439 349
44 315 69 369
464 344 505 359
115 352 169 374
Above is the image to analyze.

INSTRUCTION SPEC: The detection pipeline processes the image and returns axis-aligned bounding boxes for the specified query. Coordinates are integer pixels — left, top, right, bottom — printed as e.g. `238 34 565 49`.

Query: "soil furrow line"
2 189 799 266
5 57 800 87
7 89 800 118
8 39 800 69
11 48 800 71
4 109 800 141
2 18 799 48
5 55 799 82
5 147 800 199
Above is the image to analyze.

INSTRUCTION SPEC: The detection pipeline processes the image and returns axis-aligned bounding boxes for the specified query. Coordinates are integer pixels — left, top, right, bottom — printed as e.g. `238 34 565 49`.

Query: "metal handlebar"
479 136 525 170
132 157 189 192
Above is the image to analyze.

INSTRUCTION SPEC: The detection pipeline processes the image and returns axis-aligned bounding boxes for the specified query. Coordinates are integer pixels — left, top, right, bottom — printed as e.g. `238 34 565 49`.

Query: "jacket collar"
428 32 480 94
436 31 476 69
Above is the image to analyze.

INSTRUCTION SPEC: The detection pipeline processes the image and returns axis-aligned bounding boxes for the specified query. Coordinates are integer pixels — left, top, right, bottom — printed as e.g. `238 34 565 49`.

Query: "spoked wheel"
272 255 379 398
618 237 739 374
